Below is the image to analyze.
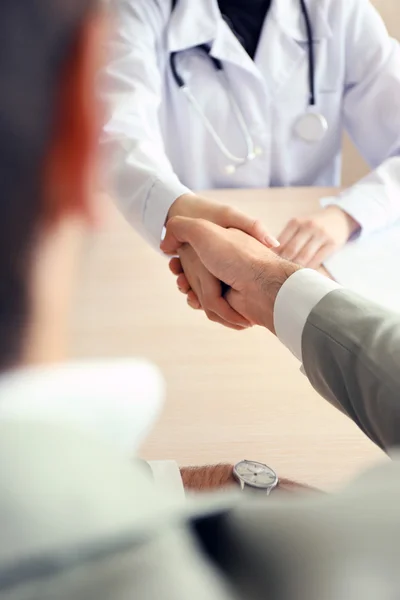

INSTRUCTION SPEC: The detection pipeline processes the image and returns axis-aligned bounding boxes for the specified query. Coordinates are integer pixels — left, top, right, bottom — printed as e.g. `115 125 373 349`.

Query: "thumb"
163 217 237 285
160 221 182 256
161 216 211 255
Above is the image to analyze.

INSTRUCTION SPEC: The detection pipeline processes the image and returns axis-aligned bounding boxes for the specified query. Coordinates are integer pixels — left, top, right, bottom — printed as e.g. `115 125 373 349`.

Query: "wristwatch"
233 460 279 495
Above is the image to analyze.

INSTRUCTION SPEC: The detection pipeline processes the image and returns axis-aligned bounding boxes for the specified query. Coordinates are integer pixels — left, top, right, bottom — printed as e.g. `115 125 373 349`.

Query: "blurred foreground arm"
5 419 400 600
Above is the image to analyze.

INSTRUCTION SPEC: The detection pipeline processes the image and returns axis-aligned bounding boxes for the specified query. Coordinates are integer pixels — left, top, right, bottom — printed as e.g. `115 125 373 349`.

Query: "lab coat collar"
0 359 165 456
254 0 332 100
168 0 332 54
270 0 332 42
168 0 264 80
168 0 220 53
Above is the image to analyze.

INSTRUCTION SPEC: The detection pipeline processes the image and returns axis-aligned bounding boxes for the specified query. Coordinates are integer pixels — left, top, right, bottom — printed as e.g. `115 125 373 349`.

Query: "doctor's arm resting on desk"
277 0 400 266
163 217 400 453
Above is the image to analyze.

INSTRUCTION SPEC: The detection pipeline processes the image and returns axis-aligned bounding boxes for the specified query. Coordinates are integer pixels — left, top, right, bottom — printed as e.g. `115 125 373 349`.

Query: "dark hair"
0 0 94 369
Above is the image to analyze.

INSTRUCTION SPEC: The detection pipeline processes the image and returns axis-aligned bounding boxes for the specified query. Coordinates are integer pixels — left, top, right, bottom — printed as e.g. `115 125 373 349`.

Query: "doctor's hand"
163 194 279 329
276 206 360 268
162 217 299 333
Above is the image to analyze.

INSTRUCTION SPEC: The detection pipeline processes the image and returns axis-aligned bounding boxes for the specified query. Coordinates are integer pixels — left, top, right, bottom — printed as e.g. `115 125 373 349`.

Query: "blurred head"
0 0 105 369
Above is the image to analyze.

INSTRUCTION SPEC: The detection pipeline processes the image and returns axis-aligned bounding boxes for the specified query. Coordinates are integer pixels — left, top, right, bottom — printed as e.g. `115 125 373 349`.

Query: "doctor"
102 0 400 329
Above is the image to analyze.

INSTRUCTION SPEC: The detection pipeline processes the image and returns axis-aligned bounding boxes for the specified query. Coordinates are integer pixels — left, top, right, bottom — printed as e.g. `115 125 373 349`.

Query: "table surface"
71 188 385 491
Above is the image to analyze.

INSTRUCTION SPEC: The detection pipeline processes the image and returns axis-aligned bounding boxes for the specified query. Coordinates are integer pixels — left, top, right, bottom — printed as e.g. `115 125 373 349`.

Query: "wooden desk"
71 188 385 491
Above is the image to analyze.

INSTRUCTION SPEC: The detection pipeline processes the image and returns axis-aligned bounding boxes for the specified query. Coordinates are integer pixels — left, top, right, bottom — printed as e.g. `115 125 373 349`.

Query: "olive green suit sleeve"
302 289 400 451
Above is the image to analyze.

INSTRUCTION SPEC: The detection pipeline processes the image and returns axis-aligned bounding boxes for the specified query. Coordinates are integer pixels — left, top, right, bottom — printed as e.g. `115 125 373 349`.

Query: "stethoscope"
170 0 329 174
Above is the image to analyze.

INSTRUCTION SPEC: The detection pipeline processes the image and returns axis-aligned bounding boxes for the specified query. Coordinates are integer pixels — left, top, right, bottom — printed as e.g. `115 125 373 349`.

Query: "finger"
308 242 337 270
225 289 259 328
178 243 250 329
201 286 251 328
169 257 183 276
292 237 325 266
277 220 300 249
197 267 251 328
187 290 201 310
225 288 247 319
205 311 249 331
174 220 251 292
176 273 191 294
200 304 249 331
279 230 312 262
220 207 279 248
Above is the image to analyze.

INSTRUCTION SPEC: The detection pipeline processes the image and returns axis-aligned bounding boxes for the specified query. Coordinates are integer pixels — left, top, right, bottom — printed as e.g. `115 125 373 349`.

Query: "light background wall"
342 0 400 185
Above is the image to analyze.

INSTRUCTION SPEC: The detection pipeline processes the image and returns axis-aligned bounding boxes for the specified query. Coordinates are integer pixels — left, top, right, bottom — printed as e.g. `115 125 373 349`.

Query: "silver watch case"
233 460 278 495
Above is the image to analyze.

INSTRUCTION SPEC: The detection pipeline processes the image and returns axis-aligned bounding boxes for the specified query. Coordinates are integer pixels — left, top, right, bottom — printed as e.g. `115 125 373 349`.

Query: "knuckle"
250 218 264 236
188 297 201 310
285 241 298 254
297 256 309 267
247 216 258 228
220 206 235 222
204 296 219 312
304 219 317 230
324 242 336 254
315 225 326 236
205 310 219 323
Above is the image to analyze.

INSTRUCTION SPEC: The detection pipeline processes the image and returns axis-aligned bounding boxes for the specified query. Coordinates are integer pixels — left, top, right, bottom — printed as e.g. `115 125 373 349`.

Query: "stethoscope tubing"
170 1 316 106
169 1 321 165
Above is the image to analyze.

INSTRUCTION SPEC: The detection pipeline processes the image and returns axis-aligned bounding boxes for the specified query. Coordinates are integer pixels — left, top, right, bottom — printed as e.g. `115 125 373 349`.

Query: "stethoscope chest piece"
294 111 328 143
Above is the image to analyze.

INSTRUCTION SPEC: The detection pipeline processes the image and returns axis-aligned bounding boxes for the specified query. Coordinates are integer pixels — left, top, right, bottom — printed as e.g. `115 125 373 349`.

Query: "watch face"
234 460 278 489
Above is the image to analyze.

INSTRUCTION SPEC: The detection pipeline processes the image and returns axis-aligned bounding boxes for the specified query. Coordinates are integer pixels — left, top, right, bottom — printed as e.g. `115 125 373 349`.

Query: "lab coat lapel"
168 0 219 52
168 0 264 83
210 19 265 83
255 0 333 99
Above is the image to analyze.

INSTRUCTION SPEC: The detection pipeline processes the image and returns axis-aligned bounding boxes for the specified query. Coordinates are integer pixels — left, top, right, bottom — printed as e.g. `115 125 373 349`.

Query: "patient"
0 0 162 439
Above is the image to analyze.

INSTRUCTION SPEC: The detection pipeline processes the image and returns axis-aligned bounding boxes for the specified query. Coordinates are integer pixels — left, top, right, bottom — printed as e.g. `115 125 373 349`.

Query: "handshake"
161 196 301 333
162 193 355 330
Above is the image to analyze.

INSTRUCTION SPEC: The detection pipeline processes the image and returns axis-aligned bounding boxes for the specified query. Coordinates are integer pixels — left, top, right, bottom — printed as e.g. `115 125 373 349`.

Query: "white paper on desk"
324 219 400 313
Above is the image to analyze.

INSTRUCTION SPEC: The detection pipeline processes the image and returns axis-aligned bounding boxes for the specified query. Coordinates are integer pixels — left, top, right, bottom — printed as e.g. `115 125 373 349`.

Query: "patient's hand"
164 193 279 329
162 218 300 333
169 245 250 330
276 206 359 269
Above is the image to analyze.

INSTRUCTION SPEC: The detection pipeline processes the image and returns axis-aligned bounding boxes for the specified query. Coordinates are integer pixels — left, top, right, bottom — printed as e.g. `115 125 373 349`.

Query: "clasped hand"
162 195 356 329
162 194 280 330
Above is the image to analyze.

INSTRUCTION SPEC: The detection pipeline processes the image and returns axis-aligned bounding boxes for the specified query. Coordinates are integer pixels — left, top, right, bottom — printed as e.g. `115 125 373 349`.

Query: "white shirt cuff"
320 157 400 238
320 194 372 238
144 178 190 248
274 269 341 362
148 460 185 499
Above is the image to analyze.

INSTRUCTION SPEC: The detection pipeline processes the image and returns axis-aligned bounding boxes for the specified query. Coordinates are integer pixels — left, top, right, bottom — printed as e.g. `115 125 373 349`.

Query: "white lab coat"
101 0 400 246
